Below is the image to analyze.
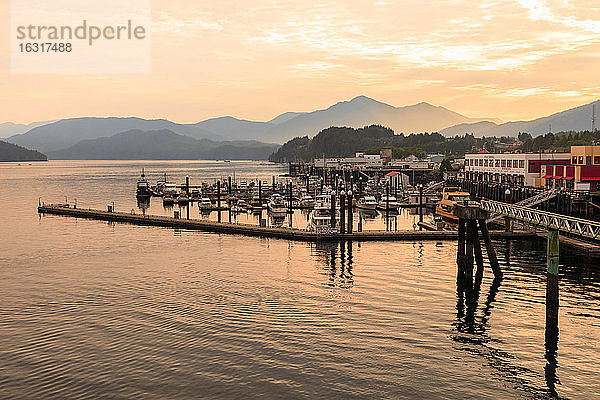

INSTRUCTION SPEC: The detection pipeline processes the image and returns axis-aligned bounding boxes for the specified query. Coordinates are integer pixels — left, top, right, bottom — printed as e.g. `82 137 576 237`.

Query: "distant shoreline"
0 159 48 163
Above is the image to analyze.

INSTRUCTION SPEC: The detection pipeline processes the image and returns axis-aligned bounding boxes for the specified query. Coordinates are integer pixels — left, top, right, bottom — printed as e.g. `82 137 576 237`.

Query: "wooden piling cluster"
455 204 502 295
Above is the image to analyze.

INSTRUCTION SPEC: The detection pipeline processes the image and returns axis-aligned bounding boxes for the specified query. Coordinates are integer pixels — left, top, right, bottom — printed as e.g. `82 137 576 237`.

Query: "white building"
314 153 383 168
464 151 570 187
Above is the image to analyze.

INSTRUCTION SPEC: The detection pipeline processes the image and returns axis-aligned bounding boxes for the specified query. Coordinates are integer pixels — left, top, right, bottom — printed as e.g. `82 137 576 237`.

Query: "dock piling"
477 219 502 278
217 180 221 223
347 192 353 234
456 204 503 283
340 192 346 234
546 229 559 323
330 193 337 229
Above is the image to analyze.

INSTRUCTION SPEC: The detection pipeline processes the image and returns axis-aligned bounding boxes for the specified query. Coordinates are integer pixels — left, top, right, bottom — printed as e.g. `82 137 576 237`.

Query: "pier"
38 204 532 242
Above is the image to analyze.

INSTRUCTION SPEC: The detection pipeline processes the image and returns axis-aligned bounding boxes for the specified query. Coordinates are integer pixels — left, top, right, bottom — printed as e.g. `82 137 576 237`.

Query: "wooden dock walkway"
38 204 535 242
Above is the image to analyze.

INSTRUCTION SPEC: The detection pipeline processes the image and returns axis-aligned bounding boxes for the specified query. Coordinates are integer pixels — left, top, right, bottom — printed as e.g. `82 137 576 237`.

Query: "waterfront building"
540 146 600 192
464 150 570 187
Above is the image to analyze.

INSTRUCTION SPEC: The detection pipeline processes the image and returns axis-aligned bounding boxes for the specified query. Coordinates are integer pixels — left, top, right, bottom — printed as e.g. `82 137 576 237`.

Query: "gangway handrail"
486 188 560 223
481 199 600 241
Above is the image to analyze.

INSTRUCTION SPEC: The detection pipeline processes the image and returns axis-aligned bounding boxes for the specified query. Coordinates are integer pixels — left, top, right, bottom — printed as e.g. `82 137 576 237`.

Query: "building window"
495 160 500 167
579 156 584 164
572 156 577 164
594 156 600 165
501 160 506 167
519 160 524 168
484 159 488 167
587 156 592 166
529 161 536 172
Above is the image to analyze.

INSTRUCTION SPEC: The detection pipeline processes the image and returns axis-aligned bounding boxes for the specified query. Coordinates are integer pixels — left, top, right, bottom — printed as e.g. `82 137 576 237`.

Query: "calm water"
1 160 599 399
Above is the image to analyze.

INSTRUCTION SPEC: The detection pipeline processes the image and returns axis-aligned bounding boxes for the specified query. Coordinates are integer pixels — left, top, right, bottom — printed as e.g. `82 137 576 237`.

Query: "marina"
4 160 600 400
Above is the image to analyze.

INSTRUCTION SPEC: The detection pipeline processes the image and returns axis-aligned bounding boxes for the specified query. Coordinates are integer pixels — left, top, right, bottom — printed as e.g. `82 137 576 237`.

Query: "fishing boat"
309 194 339 234
377 195 399 211
267 194 287 216
434 187 472 226
136 169 152 198
357 195 377 210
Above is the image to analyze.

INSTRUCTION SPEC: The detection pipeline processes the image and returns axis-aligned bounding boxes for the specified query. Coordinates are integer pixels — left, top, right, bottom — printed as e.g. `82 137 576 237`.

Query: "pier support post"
457 218 466 288
340 192 346 234
546 229 559 324
289 181 293 228
272 176 276 191
464 220 476 294
217 180 221 223
478 219 502 278
545 229 560 397
473 228 484 287
259 180 262 204
386 182 390 231
185 176 190 196
330 193 337 229
418 183 424 230
347 192 353 234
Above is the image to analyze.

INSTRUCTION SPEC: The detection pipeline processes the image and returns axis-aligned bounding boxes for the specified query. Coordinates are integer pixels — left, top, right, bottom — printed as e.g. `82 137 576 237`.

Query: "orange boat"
434 187 472 226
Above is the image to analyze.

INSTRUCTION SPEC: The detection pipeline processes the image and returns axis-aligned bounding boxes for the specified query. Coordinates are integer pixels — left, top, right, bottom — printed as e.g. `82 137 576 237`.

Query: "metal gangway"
425 181 446 193
486 188 560 224
481 199 600 242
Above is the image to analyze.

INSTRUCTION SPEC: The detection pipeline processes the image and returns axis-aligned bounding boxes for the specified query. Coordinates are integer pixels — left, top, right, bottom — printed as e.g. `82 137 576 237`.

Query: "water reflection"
454 259 502 336
136 197 150 214
311 241 354 289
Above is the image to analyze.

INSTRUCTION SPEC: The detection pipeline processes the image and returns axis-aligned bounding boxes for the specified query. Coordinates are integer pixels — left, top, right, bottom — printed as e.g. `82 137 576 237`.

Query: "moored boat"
300 195 315 208
377 195 399 211
199 197 212 210
136 169 152 198
434 187 472 226
357 195 377 210
267 194 287 216
309 194 340 234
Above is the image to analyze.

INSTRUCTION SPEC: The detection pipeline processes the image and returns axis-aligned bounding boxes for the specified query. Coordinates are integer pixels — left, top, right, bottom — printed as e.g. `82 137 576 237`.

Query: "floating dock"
38 204 535 242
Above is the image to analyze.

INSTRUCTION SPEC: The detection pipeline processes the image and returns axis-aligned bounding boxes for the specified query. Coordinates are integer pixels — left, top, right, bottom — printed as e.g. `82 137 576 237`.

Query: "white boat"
267 194 287 216
357 196 377 210
309 194 340 234
300 195 315 208
199 197 212 209
377 195 399 211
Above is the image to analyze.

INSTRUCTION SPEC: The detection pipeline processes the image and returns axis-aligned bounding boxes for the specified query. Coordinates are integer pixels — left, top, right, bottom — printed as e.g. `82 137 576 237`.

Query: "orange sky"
1 0 600 124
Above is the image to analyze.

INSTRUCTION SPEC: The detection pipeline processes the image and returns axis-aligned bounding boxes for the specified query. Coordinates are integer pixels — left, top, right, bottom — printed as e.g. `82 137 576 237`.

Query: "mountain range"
47 129 280 160
0 120 56 139
4 96 599 160
440 100 600 137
